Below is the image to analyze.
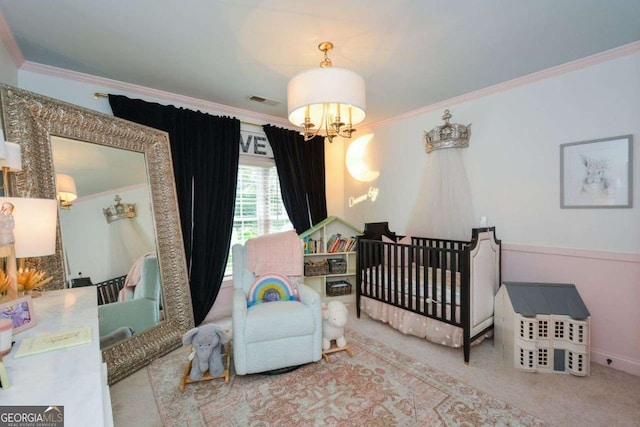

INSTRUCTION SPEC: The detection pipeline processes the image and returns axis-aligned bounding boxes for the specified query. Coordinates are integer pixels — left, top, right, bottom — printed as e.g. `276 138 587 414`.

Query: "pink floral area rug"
148 329 549 426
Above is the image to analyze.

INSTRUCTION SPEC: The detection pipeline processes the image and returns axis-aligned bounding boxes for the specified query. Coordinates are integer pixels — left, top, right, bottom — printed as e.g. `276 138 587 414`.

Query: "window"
554 321 565 339
538 320 548 338
538 348 548 367
225 161 293 275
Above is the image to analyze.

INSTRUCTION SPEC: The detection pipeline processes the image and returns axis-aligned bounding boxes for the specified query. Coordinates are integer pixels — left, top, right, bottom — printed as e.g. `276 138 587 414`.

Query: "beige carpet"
148 329 547 426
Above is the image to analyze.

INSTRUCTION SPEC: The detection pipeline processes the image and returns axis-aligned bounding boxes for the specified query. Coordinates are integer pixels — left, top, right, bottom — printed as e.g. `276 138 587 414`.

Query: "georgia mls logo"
0 405 64 427
44 406 63 416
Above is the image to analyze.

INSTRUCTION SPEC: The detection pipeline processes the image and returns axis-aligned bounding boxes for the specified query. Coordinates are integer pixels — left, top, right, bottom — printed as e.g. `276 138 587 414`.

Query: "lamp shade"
287 66 366 128
0 141 22 172
56 173 78 203
0 129 8 159
0 197 58 258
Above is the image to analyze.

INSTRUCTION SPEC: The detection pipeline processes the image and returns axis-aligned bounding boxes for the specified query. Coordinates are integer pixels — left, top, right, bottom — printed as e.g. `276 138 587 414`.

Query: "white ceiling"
1 0 639 127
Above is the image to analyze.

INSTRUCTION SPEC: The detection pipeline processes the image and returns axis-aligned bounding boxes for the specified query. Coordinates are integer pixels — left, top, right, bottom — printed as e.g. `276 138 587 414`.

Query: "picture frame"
560 135 633 208
0 295 37 334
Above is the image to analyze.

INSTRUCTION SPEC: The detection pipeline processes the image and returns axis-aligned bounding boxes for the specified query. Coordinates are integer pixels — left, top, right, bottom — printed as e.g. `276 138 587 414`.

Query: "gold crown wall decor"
103 194 137 224
423 109 471 153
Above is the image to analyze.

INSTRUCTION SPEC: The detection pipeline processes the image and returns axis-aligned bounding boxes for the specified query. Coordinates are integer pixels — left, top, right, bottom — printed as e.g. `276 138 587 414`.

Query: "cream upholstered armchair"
232 235 322 375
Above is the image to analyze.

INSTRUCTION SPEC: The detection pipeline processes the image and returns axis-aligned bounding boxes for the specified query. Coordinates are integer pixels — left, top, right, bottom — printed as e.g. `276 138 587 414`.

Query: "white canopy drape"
108 218 153 278
407 148 474 241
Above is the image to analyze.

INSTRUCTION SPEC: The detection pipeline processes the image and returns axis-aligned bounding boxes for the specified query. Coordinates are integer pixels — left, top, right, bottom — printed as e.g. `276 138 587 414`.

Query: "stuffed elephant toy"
182 324 231 380
322 301 349 351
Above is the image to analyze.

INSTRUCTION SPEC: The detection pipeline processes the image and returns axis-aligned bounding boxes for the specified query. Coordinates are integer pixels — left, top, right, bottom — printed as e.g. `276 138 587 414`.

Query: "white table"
1 287 113 426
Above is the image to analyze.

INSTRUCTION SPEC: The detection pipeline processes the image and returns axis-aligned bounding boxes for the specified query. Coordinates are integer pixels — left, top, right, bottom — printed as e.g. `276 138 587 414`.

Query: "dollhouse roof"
503 282 590 320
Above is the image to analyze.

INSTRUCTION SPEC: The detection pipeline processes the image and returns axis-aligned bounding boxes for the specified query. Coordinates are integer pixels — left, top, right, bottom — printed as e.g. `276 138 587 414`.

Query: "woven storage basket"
327 258 347 274
326 280 352 297
304 260 329 276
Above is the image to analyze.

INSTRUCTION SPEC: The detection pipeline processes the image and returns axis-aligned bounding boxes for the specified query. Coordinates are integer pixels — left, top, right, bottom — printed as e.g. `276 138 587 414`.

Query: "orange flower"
0 269 10 294
17 268 53 291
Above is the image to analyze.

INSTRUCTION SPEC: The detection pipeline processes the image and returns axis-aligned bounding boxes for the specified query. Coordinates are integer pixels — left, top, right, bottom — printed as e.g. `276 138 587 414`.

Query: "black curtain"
263 125 327 233
109 95 240 325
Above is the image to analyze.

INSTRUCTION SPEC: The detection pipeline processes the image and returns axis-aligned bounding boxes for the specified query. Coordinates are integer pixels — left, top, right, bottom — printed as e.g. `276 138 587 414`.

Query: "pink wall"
503 244 640 375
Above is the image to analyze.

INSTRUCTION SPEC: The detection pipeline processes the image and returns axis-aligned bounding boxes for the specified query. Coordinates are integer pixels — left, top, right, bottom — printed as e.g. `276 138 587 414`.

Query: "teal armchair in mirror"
98 255 162 348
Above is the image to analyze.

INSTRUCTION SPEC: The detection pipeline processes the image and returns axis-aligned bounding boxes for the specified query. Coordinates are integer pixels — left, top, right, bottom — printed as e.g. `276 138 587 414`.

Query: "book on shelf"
345 237 356 252
326 234 341 253
302 237 324 254
303 232 357 255
326 235 356 253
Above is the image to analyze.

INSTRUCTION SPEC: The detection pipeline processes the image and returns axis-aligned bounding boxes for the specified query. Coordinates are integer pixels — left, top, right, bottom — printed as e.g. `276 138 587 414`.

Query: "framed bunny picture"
560 135 633 208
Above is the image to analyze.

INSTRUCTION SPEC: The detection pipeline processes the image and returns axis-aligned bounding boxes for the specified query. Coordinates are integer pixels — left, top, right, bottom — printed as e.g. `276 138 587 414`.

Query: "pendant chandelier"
287 42 366 143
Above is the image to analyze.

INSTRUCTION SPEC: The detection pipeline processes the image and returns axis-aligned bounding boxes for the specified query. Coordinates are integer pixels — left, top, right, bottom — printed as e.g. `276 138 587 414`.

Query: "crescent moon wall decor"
346 134 380 182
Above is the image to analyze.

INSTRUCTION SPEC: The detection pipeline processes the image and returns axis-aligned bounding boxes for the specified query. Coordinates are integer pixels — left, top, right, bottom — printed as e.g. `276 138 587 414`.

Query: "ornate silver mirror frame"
0 84 194 384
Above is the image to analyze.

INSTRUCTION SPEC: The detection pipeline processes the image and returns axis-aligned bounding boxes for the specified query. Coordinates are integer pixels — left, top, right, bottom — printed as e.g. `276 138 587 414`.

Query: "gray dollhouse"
494 282 591 376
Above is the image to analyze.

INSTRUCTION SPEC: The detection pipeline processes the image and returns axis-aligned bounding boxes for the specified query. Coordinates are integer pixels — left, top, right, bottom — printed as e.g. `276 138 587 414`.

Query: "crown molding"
367 40 640 130
19 61 292 128
0 11 24 67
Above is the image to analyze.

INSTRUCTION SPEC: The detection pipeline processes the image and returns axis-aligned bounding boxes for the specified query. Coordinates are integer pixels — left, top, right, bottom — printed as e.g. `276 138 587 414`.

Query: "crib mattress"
363 265 462 305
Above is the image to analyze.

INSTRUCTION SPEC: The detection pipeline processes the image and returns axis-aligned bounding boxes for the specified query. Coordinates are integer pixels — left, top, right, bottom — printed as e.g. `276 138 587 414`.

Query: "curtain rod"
93 92 265 128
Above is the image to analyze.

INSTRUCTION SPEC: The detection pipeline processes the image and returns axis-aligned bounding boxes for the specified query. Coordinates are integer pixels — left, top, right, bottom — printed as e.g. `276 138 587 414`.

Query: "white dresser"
1 287 113 426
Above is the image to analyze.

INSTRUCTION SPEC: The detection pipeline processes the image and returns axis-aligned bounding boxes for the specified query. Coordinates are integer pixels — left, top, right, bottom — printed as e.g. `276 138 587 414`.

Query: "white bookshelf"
299 216 362 302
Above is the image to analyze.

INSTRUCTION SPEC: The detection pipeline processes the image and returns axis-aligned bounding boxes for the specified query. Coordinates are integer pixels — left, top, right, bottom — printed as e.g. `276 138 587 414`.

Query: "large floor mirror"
0 84 194 384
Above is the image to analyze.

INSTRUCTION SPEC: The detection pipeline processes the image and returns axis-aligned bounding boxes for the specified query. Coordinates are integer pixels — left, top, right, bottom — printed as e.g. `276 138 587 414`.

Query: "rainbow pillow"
247 273 299 307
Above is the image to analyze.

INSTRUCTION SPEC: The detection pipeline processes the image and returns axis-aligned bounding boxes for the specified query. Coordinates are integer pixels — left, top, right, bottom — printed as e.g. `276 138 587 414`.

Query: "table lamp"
0 197 58 299
0 129 22 195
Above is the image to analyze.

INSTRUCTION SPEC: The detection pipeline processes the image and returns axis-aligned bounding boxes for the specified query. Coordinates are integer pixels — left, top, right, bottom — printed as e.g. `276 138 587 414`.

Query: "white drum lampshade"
287 66 366 129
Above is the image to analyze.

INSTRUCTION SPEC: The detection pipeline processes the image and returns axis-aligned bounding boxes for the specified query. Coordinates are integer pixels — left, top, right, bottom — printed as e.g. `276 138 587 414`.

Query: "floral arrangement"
0 270 11 301
17 268 52 293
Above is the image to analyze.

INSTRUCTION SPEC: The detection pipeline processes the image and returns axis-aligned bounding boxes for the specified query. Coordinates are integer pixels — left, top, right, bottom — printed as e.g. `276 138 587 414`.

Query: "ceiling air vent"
248 95 280 106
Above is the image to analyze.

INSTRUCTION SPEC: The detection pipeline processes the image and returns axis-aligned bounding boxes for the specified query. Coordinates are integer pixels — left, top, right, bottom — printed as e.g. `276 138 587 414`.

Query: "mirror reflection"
1 83 194 384
51 136 162 348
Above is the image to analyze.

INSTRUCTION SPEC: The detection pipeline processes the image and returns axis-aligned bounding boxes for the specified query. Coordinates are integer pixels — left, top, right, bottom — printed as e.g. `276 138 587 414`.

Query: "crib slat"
438 250 446 323
450 251 457 324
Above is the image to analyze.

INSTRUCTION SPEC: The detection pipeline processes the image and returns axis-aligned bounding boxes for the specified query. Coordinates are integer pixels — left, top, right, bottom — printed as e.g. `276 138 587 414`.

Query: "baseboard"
591 348 640 376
